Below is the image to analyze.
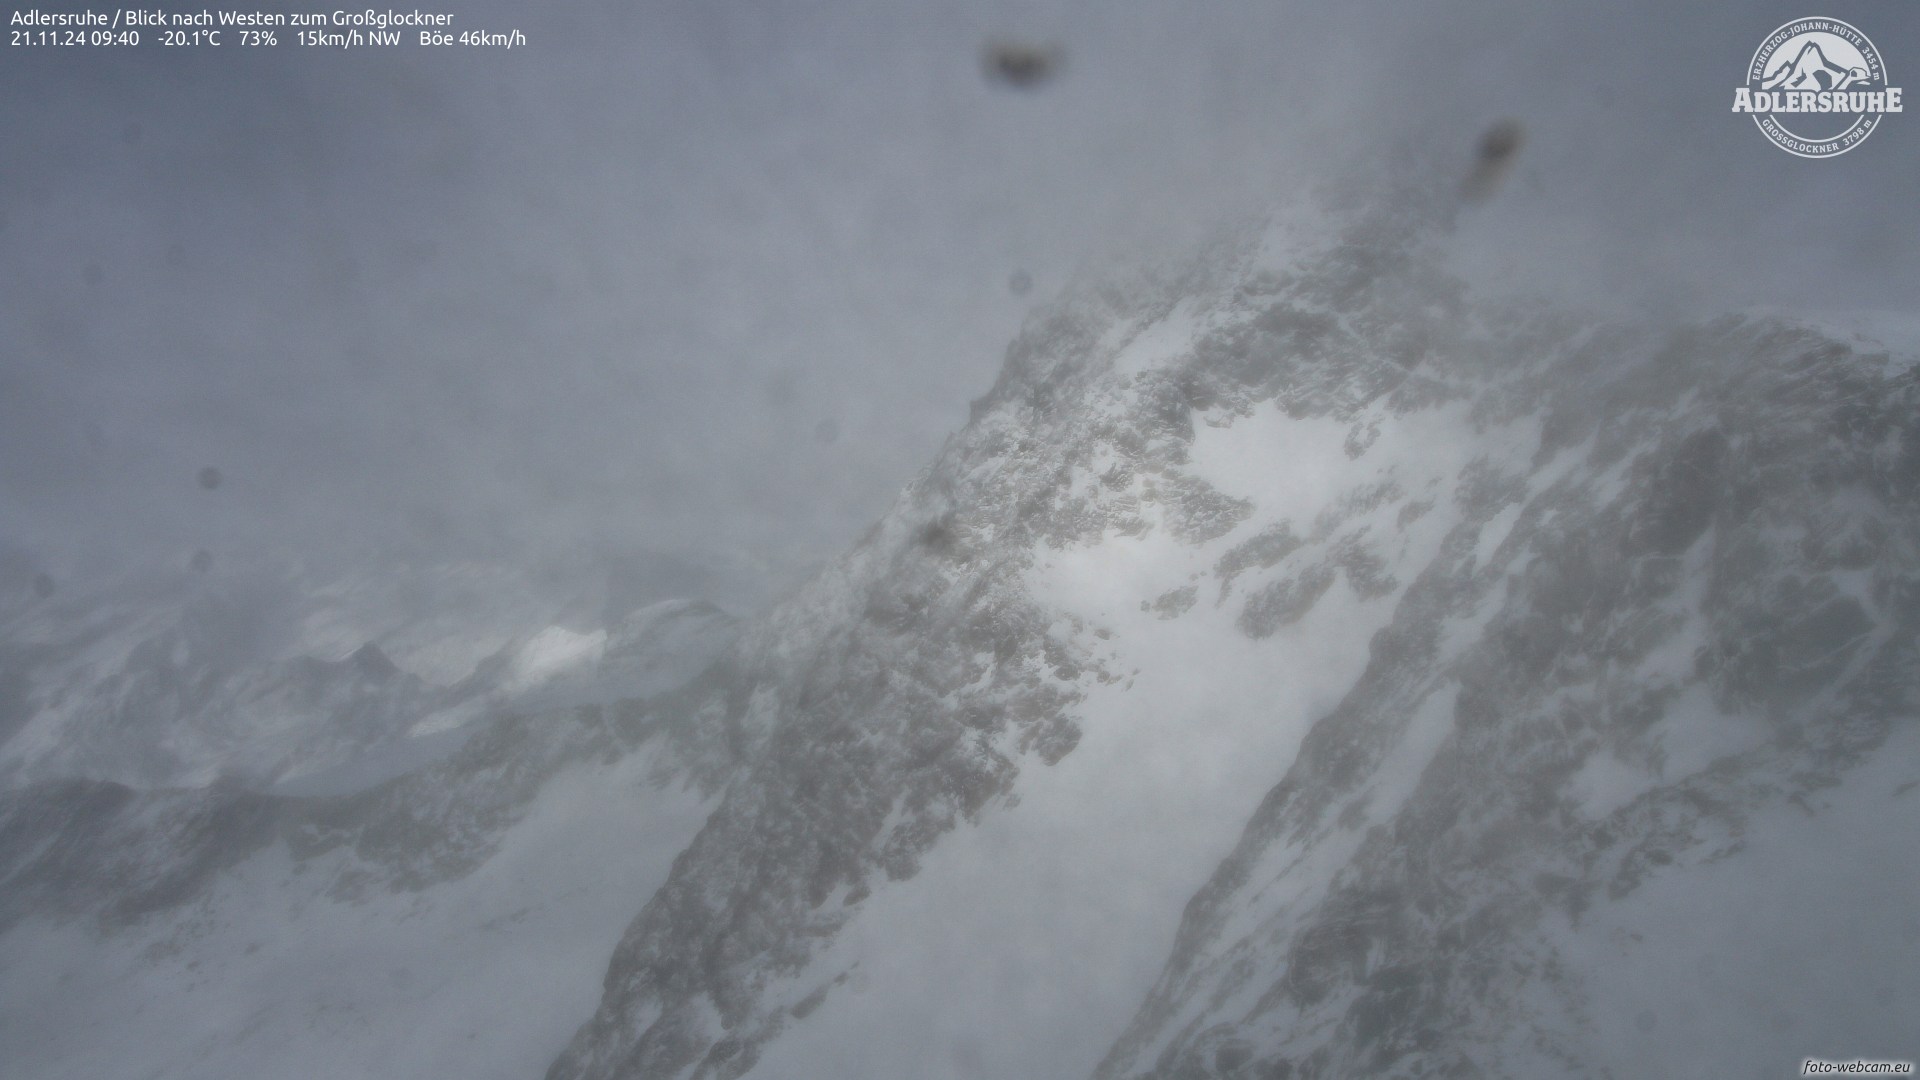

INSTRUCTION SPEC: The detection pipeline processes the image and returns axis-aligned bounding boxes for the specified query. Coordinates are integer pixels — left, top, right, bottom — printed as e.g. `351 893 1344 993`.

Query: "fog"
4 3 1918 1077
6 0 1913 615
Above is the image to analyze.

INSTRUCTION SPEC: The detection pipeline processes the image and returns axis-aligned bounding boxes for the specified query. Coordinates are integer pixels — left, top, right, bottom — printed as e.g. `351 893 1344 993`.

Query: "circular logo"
1732 18 1902 157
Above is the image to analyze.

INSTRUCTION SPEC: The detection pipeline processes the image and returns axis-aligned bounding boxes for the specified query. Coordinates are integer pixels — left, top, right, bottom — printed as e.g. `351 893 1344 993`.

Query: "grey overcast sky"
3 0 1917 614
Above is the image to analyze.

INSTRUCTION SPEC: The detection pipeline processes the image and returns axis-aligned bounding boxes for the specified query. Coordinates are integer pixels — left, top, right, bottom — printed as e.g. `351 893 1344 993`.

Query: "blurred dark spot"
1478 119 1524 164
1460 119 1525 203
83 421 107 453
82 263 104 287
916 515 957 554
31 572 56 599
189 549 214 574
1633 1009 1657 1033
164 242 187 267
1875 986 1895 1006
814 418 840 444
1008 269 1033 296
198 466 223 491
984 39 1063 89
1768 1010 1796 1032
121 121 144 146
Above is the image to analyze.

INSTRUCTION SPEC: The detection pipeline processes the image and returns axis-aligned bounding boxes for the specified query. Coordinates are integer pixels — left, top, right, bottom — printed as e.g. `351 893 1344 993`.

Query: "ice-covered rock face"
1094 312 1920 1080
547 192 1920 1080
5 187 1916 1080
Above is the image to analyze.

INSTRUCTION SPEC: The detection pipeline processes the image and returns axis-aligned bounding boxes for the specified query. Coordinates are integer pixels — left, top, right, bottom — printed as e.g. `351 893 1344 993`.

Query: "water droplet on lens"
984 39 1064 89
1477 119 1524 165
1460 118 1526 203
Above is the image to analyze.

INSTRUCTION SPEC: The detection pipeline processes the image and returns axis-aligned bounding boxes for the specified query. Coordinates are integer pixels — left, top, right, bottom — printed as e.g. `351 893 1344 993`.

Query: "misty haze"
2 2 1917 1078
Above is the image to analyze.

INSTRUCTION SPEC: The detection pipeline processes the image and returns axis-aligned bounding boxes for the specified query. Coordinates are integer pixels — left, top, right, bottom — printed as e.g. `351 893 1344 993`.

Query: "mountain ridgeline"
3 190 1916 1079
550 190 1920 1078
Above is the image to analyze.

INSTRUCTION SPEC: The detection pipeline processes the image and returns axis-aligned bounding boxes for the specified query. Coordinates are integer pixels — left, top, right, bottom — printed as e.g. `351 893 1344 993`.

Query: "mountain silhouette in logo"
1762 39 1870 92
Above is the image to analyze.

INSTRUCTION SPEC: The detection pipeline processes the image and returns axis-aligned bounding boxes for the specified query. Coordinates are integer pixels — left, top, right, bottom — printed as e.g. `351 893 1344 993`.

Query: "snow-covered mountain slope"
0 561 736 792
0 594 740 1079
508 599 742 717
546 194 1920 1080
1091 310 1920 1079
0 723 719 1080
0 572 437 790
6 186 1917 1080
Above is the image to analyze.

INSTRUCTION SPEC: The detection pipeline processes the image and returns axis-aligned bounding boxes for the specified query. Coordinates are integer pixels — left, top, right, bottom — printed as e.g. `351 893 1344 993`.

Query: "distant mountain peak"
347 641 400 679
